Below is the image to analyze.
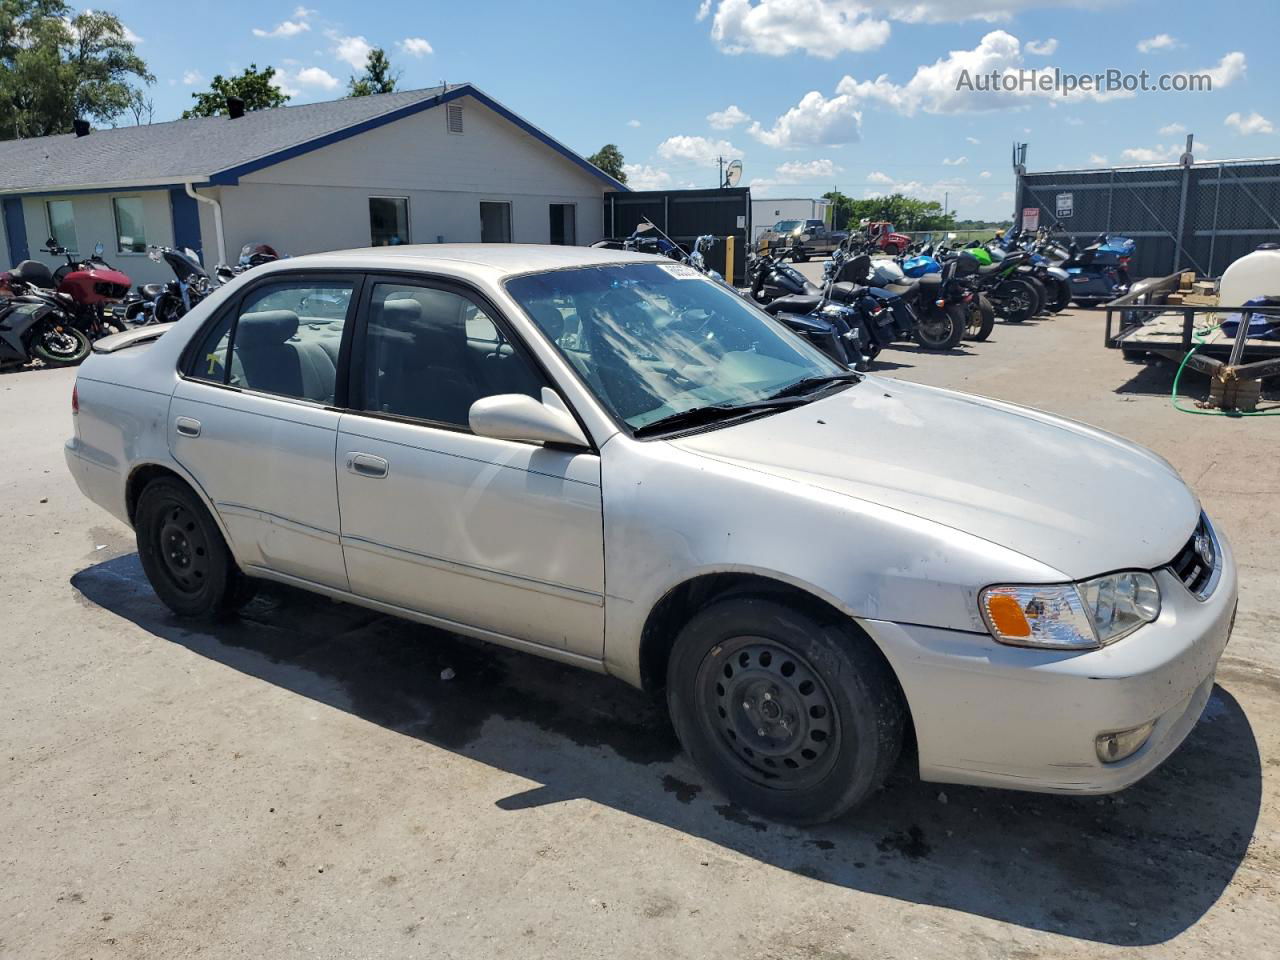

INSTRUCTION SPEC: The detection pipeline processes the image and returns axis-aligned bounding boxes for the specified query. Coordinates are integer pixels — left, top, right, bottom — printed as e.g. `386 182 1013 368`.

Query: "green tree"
183 64 289 118
0 2 153 140
347 47 399 97
586 143 627 183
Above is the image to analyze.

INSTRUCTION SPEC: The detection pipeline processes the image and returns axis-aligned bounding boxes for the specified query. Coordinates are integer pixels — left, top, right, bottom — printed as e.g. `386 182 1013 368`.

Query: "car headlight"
980 572 1160 649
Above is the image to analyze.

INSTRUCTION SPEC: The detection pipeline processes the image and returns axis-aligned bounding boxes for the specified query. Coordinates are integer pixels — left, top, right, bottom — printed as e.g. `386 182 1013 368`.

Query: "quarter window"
359 282 543 427
46 200 78 253
112 197 147 253
191 281 355 401
369 197 410 246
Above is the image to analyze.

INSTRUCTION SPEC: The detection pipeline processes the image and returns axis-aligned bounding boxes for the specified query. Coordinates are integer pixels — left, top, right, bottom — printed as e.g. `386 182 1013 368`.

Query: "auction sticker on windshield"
658 264 704 279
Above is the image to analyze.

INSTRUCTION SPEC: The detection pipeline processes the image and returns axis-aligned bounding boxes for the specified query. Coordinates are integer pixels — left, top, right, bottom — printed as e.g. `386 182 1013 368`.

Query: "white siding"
221 94 608 256
19 190 176 284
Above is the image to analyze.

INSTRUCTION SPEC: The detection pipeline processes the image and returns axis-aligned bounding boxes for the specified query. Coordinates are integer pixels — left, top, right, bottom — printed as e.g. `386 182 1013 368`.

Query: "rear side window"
185 280 355 404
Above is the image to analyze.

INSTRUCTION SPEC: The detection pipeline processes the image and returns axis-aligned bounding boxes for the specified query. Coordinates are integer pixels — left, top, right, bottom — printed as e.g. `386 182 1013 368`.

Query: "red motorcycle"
3 240 131 341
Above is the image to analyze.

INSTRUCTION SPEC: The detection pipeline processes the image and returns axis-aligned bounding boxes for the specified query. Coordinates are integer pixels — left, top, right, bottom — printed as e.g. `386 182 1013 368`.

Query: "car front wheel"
135 477 255 619
666 597 905 825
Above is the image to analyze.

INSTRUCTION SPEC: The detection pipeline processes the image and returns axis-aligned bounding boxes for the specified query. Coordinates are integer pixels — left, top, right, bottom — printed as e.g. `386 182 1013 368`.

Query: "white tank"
1219 243 1280 307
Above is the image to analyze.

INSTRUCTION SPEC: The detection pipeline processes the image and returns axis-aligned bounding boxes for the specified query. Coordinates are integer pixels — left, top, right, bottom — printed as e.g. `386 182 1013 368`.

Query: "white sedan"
66 244 1236 824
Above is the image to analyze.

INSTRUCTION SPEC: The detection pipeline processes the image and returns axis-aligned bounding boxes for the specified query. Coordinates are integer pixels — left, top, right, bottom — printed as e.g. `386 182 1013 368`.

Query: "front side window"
359 282 543 427
200 281 355 401
480 201 511 243
113 197 147 253
505 263 845 432
369 197 409 246
46 200 78 253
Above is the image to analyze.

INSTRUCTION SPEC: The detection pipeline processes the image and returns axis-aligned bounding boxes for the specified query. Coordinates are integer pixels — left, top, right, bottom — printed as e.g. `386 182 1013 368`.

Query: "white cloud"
1137 33 1179 53
623 164 673 190
1121 145 1180 163
696 0 712 21
1025 38 1057 55
1225 111 1274 136
253 13 311 39
657 135 742 167
627 119 641 128
708 0 891 58
979 170 992 178
866 171 894 184
398 37 433 57
1159 122 1187 135
274 65 340 97
1064 116 1084 125
775 158 842 179
942 155 967 165
1089 153 1108 165
707 104 751 129
331 33 373 69
747 88 862 148
965 135 981 144
862 171 982 208
122 25 143 43
181 69 203 86
1202 52 1246 89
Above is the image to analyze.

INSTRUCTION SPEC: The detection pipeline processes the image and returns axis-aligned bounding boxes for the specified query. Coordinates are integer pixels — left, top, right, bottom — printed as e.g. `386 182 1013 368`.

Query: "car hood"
671 377 1198 579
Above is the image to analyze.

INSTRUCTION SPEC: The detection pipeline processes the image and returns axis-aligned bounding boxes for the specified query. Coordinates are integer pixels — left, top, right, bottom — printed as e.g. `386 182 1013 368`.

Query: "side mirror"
94 241 104 257
468 388 590 449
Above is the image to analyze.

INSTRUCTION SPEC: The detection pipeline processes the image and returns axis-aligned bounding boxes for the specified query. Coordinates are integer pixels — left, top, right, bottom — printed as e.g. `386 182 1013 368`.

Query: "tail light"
867 303 884 316
963 292 974 303
71 383 79 415
1120 257 1131 268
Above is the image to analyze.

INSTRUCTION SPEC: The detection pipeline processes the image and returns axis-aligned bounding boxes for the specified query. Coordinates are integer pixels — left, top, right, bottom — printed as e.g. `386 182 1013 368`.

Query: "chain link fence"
1016 157 1280 279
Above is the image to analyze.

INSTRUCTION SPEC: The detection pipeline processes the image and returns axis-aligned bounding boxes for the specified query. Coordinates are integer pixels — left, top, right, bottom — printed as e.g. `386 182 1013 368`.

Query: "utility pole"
717 156 725 189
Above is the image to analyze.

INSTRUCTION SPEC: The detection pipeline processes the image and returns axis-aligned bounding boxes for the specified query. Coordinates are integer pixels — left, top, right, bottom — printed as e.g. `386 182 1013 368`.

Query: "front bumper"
863 534 1237 794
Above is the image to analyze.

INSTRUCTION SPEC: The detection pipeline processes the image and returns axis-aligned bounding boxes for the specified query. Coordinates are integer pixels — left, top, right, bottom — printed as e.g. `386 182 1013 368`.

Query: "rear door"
335 275 605 658
169 273 361 589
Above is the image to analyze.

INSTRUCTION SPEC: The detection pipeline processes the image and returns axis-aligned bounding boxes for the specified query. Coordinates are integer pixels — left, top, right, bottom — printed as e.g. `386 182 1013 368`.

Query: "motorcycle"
945 242 1040 324
899 246 992 341
3 240 130 341
0 296 92 368
866 256 967 350
122 246 217 325
1060 232 1134 306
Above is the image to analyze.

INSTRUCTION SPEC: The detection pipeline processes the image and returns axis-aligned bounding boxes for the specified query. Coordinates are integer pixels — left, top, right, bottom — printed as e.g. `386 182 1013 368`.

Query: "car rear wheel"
135 477 255 619
666 597 905 825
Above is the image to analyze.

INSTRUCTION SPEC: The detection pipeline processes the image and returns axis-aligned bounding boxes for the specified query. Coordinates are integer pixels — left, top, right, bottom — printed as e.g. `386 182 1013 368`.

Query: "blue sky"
111 0 1277 220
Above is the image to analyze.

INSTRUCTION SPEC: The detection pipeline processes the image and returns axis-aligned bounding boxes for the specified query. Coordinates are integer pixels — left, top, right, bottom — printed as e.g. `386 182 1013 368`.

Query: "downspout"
185 181 226 267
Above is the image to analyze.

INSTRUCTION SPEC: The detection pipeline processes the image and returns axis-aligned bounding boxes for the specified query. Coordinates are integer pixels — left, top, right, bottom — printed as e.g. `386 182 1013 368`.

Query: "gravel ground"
1 296 1277 959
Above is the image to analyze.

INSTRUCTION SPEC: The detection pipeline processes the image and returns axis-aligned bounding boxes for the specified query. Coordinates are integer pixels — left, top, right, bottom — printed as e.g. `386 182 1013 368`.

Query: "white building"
0 84 626 284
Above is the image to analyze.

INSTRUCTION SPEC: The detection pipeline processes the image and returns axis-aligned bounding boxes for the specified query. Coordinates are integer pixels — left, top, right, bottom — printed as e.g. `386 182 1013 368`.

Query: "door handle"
346 453 389 478
175 416 201 438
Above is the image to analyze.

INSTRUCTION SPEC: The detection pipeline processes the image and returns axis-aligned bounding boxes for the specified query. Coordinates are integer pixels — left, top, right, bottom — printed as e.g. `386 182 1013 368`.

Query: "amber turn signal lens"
985 593 1031 637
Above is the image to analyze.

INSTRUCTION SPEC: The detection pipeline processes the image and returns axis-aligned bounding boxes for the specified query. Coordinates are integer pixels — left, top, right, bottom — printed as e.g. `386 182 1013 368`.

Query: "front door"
335 278 605 658
169 275 359 589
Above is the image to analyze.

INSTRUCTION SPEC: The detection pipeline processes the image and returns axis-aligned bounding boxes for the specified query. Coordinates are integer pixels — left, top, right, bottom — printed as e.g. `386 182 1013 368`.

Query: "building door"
549 204 576 245
335 278 605 657
480 201 512 243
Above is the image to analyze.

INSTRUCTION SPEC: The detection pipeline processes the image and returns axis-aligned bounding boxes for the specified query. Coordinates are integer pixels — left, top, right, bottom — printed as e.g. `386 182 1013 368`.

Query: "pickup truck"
757 219 846 262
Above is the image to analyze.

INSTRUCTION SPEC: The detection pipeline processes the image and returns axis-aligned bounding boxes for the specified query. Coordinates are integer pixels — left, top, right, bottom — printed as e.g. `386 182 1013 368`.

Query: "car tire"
135 477 255 619
666 596 905 825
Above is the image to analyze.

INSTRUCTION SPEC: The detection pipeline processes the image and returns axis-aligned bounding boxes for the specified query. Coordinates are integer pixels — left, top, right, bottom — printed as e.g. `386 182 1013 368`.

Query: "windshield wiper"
632 395 811 438
765 372 862 401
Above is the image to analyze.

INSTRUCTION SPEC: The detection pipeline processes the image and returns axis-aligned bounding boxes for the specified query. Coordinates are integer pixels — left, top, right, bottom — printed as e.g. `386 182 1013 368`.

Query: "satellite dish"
724 159 743 188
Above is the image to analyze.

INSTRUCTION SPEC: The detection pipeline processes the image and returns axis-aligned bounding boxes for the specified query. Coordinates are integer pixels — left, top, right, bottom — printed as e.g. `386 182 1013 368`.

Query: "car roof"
251 244 662 282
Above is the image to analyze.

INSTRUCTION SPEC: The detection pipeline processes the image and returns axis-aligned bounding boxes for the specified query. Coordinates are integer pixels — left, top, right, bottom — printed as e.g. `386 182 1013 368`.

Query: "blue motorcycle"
1060 233 1134 306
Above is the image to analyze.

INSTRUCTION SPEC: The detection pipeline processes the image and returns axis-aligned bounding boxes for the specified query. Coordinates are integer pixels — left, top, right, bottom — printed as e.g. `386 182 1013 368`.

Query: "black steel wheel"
667 597 905 825
136 477 255 619
30 323 91 366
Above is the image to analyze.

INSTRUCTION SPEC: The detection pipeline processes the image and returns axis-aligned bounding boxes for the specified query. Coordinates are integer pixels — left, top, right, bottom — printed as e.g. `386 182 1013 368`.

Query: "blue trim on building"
168 188 203 260
3 183 176 199
2 196 28 262
208 84 630 192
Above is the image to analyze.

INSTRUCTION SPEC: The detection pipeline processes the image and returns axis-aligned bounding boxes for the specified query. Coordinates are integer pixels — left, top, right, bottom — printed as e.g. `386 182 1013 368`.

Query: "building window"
113 196 147 253
480 201 511 243
549 204 576 246
447 103 463 134
369 197 410 246
46 200 78 253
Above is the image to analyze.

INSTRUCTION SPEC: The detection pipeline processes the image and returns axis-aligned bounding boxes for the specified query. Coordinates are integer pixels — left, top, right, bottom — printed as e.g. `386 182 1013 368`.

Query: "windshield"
505 262 846 432
775 220 802 232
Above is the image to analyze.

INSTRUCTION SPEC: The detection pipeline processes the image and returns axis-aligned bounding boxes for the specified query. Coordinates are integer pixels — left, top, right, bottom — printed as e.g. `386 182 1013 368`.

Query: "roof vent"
447 102 463 135
73 119 91 137
227 96 246 120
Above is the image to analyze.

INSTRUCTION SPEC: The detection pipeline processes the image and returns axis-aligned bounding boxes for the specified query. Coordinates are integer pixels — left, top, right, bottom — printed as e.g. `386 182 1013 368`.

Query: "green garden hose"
1171 320 1280 416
